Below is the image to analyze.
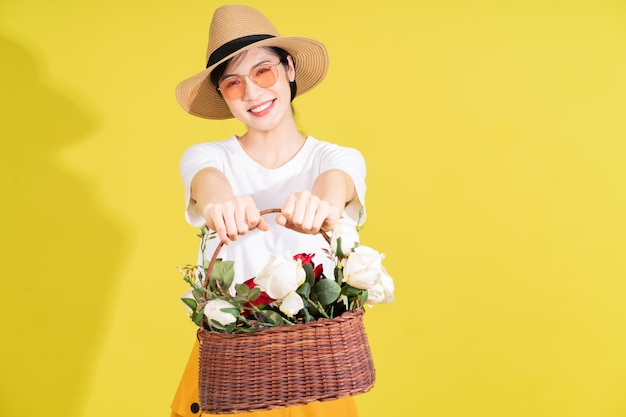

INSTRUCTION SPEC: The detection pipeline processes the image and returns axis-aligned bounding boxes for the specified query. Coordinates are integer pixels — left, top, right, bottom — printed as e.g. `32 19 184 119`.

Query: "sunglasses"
216 62 282 100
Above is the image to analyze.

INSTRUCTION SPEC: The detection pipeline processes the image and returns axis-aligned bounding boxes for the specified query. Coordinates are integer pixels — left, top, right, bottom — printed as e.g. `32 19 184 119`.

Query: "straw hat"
175 4 329 120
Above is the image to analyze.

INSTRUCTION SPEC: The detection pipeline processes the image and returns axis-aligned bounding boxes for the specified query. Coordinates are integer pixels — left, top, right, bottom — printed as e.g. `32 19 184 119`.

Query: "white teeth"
250 101 272 113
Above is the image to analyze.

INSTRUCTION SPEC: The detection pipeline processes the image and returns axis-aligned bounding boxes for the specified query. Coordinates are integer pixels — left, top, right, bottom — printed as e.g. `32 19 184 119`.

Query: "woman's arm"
191 167 269 243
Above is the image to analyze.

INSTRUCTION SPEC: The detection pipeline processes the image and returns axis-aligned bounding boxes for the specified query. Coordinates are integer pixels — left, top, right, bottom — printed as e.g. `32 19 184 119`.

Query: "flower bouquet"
178 208 394 414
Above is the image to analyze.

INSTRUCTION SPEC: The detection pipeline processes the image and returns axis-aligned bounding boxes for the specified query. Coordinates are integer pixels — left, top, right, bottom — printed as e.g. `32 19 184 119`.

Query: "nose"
241 76 264 101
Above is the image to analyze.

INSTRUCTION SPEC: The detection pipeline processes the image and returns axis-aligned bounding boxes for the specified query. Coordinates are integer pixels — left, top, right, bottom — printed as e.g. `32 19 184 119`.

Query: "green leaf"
220 307 241 318
296 281 311 298
340 294 349 309
334 266 344 285
237 326 262 333
258 310 283 326
191 288 205 301
221 322 237 333
302 263 315 287
306 300 320 315
235 283 250 297
342 284 362 297
209 259 235 292
356 206 365 232
335 236 345 258
302 306 314 322
248 287 261 301
191 310 204 327
221 261 235 288
181 297 198 311
233 295 248 304
312 279 341 306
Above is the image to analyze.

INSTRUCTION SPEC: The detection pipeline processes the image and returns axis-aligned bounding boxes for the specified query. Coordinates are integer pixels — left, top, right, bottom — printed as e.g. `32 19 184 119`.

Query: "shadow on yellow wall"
0 34 127 415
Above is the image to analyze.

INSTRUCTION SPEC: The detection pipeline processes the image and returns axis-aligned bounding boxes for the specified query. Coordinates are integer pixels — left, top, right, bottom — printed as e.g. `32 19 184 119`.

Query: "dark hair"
210 46 298 101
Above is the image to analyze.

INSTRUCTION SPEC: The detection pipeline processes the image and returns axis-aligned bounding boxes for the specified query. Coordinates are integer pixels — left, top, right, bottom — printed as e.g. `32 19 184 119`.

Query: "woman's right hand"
201 196 270 244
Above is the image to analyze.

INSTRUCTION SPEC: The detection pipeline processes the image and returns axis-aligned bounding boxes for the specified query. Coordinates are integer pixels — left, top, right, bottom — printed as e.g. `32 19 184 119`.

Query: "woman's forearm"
190 167 234 229
311 168 356 213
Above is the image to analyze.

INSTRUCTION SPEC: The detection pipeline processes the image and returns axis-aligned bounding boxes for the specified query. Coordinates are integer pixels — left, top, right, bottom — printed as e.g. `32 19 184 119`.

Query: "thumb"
275 213 287 226
257 217 271 231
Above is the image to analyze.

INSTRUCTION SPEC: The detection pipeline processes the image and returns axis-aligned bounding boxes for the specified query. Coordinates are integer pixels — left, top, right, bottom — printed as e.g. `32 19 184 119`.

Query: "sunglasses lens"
250 64 277 88
218 77 245 99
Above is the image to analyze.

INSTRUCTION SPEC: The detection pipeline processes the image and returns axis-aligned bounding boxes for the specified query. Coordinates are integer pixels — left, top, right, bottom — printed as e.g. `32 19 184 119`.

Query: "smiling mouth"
249 100 274 113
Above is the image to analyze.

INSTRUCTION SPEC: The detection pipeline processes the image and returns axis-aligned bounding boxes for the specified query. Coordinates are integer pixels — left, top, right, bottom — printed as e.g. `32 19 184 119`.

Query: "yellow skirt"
171 338 359 417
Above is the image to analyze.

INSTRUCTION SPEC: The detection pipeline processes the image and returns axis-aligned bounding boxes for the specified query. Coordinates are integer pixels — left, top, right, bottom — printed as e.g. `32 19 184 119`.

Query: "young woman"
171 5 366 416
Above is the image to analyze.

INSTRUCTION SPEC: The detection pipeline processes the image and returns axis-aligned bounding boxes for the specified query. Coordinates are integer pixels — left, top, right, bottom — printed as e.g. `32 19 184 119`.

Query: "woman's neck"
237 123 307 169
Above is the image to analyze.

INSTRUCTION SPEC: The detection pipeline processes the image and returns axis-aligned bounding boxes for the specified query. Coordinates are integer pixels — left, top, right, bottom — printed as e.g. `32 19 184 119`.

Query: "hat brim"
175 37 328 120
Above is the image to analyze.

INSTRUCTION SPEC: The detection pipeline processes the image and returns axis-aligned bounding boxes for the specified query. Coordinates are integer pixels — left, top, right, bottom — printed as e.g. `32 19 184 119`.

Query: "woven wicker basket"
198 309 375 414
197 209 376 414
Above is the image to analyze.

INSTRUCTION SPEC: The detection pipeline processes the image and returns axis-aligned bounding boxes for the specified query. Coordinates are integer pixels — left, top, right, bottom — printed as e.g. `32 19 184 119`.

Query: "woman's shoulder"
182 136 238 157
185 135 237 150
306 135 364 158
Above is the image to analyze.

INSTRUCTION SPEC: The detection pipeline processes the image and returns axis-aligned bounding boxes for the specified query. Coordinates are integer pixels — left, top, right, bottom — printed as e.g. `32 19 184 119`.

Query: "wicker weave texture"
197 309 376 414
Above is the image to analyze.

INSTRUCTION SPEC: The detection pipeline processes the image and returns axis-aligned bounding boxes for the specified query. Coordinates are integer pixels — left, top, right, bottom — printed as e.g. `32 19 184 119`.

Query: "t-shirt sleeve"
319 144 367 224
179 142 224 227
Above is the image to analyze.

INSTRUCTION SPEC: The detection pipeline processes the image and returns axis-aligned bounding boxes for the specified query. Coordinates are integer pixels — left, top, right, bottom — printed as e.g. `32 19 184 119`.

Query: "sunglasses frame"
216 62 282 99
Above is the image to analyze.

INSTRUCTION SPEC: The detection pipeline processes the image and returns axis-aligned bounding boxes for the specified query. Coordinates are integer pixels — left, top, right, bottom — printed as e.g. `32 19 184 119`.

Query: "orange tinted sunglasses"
217 62 281 99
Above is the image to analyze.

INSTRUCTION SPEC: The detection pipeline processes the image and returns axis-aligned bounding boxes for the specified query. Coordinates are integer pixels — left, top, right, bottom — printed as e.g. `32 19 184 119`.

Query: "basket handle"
203 208 332 291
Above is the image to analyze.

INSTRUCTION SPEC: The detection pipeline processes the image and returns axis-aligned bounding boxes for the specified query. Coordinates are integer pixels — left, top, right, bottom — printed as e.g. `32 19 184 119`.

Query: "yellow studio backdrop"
1 0 625 416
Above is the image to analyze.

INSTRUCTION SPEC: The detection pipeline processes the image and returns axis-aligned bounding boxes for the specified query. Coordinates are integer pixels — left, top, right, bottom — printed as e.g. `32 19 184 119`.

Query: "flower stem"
303 295 330 319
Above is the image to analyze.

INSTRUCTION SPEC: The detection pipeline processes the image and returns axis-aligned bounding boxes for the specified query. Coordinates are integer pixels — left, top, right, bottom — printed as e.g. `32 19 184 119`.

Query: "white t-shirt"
179 135 367 284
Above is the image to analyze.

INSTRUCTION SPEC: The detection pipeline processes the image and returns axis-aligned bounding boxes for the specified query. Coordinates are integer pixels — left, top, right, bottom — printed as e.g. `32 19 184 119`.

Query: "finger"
257 216 271 231
234 203 249 235
221 210 239 241
296 193 328 233
275 213 287 227
309 202 330 234
300 196 324 232
247 203 267 230
290 191 311 226
280 193 296 222
210 210 230 244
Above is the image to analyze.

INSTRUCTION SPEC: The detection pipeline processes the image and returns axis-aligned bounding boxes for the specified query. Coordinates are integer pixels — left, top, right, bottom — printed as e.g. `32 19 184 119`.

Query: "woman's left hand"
276 190 341 234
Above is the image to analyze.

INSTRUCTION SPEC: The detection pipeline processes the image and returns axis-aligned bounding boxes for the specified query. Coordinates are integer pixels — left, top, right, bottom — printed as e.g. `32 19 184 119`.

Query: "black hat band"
206 34 276 68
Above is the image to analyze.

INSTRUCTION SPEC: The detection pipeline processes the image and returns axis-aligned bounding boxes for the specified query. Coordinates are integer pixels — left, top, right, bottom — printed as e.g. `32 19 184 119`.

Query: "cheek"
277 79 294 100
223 99 247 117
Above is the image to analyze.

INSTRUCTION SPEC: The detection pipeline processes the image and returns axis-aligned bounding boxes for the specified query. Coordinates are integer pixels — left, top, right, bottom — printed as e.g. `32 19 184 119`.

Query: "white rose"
279 291 305 317
203 299 238 328
366 268 395 306
330 218 360 256
342 245 384 290
254 253 306 301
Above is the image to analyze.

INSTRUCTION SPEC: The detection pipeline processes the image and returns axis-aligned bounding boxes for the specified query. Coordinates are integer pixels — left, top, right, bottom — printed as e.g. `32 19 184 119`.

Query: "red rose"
293 253 315 265
242 277 274 313
313 264 323 280
294 253 324 281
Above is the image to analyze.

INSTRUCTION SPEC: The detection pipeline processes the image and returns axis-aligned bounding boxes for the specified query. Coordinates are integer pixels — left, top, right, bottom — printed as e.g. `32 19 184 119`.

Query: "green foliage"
312 279 341 306
303 263 315 287
179 220 385 334
208 259 234 292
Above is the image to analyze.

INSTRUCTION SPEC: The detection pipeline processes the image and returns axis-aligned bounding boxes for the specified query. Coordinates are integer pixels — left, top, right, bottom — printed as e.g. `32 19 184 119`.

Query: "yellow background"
1 0 625 416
